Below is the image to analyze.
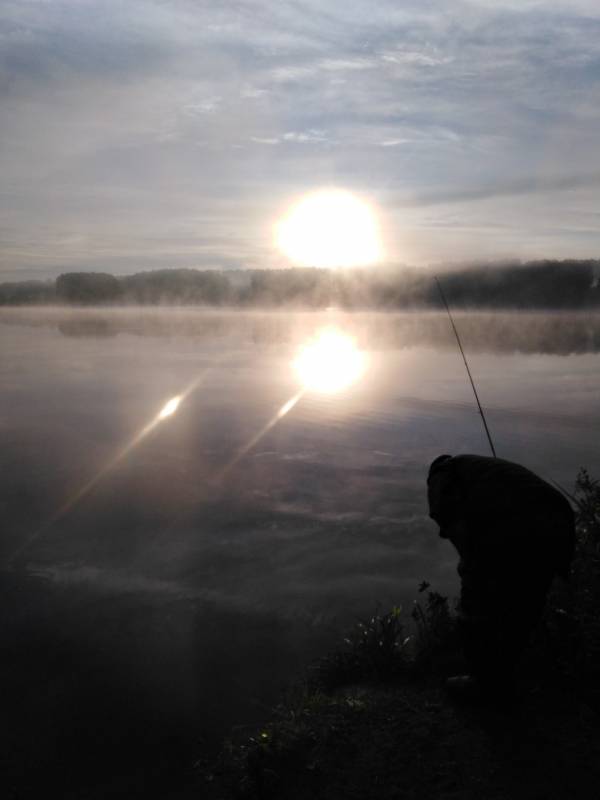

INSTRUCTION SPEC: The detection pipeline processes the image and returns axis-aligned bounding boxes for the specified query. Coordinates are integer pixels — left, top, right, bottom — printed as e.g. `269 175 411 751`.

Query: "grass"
200 588 459 798
546 468 600 700
310 604 410 691
572 468 600 551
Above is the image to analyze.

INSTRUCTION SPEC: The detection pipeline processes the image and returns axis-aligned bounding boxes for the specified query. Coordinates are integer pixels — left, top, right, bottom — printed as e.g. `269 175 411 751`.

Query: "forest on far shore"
1 259 600 310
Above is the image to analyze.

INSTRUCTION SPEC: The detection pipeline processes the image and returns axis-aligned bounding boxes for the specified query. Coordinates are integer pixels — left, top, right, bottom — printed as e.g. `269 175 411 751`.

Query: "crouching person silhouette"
427 454 575 699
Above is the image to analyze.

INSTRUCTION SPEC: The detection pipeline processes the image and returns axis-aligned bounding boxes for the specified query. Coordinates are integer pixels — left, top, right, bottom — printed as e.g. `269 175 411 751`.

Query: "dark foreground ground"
0 569 334 799
7 585 597 800
203 677 600 800
199 472 600 800
198 596 600 800
3 470 600 799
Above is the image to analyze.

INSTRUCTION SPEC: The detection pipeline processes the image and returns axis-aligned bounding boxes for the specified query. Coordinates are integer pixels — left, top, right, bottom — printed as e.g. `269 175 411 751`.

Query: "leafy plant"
574 468 600 553
313 605 410 691
409 584 457 671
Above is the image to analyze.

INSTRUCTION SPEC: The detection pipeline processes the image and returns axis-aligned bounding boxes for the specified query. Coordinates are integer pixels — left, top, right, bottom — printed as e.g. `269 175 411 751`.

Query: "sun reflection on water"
293 328 366 393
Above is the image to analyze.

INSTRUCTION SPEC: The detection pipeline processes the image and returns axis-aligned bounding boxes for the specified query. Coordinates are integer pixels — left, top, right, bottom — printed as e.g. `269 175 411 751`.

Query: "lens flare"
294 328 366 393
158 396 181 419
7 376 205 566
276 189 383 268
215 390 304 482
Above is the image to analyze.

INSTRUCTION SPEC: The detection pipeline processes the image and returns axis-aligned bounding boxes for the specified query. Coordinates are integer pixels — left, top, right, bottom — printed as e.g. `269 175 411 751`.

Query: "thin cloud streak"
409 172 600 207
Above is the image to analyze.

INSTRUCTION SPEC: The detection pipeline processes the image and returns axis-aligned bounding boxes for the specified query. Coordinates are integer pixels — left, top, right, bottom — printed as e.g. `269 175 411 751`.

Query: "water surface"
2 307 600 795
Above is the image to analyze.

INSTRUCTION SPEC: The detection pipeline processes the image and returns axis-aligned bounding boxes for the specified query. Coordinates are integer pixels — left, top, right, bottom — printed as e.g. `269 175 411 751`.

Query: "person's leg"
497 564 555 659
458 565 509 687
458 561 554 691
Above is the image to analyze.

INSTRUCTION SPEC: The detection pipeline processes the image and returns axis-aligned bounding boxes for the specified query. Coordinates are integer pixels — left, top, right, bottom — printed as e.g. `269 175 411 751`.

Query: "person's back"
427 453 575 697
428 453 574 576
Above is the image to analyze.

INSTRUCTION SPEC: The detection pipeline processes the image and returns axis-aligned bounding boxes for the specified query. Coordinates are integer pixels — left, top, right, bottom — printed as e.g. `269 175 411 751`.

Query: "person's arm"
444 519 470 558
428 468 464 537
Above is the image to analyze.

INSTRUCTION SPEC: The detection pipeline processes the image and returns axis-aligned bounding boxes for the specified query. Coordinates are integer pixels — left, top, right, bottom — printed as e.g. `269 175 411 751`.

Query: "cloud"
380 139 410 147
282 129 329 143
250 136 280 145
411 172 600 206
1 0 600 276
319 57 376 71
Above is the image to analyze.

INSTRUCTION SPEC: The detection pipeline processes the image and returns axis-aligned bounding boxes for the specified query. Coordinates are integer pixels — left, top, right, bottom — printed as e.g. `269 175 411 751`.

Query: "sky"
1 0 600 280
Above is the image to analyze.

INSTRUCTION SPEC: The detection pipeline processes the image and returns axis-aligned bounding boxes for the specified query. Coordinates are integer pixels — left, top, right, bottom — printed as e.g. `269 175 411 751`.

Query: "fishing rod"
434 276 497 458
433 281 578 505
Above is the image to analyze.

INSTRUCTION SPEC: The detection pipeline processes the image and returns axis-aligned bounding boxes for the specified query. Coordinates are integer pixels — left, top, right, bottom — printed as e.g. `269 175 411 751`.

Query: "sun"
276 189 383 268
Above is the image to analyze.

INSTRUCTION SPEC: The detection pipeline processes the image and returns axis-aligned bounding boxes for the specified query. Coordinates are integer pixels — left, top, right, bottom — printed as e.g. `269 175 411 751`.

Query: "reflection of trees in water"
45 309 600 355
401 311 600 355
58 318 117 338
2 305 599 353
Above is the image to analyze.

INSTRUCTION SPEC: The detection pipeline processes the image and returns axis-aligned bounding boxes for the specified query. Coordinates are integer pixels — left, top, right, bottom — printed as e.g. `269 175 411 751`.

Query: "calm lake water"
2 306 600 795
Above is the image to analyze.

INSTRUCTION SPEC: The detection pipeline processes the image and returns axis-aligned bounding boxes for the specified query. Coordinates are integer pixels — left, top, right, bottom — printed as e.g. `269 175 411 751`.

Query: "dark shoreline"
2 259 600 311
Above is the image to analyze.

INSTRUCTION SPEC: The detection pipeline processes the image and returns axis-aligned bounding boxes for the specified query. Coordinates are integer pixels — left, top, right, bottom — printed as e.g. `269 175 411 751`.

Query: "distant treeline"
1 260 600 309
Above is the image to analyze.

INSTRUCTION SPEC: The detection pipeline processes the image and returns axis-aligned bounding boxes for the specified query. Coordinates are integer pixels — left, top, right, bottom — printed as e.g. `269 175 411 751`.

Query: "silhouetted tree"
0 280 55 305
3 260 600 309
120 269 231 305
56 272 121 305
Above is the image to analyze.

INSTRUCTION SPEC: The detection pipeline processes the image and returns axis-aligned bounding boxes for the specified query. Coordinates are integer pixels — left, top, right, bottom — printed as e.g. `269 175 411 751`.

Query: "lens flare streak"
8 374 207 565
216 389 304 482
56 389 193 516
158 396 181 419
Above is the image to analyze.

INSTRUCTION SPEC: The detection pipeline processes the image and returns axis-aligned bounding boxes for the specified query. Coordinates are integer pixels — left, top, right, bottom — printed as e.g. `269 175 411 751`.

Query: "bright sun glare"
276 189 383 268
294 328 366 393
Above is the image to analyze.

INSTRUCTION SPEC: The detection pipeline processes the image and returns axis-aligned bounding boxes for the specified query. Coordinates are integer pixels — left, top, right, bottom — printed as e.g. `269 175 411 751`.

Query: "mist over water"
6 304 600 354
2 306 600 792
